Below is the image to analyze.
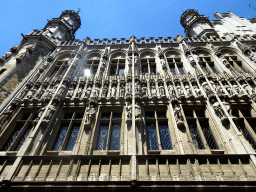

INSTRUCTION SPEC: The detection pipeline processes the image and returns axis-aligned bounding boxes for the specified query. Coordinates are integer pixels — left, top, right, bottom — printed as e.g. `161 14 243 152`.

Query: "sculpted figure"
111 86 117 97
193 84 201 96
102 84 108 97
159 83 165 96
202 82 213 95
26 89 36 99
128 55 132 66
216 85 225 95
76 87 82 98
142 87 148 97
160 57 166 67
168 84 175 95
232 84 242 95
135 103 142 122
126 104 132 120
151 85 157 97
184 83 192 96
176 83 184 96
223 82 234 95
119 84 125 97
66 87 74 98
127 82 132 94
174 104 184 127
86 85 92 97
134 55 138 65
135 82 140 93
92 87 99 97
2 51 12 59
84 105 96 128
242 83 254 95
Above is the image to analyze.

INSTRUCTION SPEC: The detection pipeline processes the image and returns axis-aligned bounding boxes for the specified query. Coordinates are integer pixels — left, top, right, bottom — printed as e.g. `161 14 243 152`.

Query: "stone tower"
0 9 256 192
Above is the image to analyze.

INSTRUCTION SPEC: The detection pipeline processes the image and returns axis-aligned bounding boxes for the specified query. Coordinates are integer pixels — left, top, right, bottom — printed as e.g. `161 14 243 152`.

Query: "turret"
180 9 218 39
42 10 81 43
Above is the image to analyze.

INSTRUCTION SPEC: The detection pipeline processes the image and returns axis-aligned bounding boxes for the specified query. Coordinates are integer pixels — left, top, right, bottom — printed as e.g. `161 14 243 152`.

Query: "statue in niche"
223 82 234 96
110 85 117 98
232 84 242 95
151 85 157 97
84 104 96 129
193 54 200 63
41 87 53 101
142 86 148 97
174 104 184 128
85 85 92 98
135 102 142 123
134 55 138 65
192 84 201 96
0 51 12 62
168 84 175 95
202 82 214 96
211 98 229 124
184 83 192 96
92 87 99 97
66 87 74 99
242 83 254 95
25 88 36 100
33 105 56 127
216 84 225 95
160 57 166 68
126 103 132 123
135 82 140 94
127 82 132 95
76 87 83 98
119 84 125 97
219 55 230 67
209 81 217 91
249 52 256 62
102 84 108 98
158 83 165 96
36 88 45 99
128 55 132 66
101 59 107 67
176 83 185 96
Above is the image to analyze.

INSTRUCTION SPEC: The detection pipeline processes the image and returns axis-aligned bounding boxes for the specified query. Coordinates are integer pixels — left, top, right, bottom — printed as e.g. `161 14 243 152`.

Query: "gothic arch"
108 50 127 59
139 49 157 58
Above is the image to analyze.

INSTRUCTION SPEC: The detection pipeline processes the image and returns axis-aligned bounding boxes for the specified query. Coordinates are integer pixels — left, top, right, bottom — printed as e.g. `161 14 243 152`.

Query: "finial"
77 8 81 14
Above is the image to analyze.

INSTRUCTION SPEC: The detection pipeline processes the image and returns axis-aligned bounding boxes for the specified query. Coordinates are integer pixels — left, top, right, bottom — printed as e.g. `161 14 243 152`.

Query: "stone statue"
111 86 117 97
33 105 56 127
135 82 140 93
127 82 132 94
223 82 234 95
158 83 165 96
135 103 142 123
2 51 12 60
176 83 184 96
160 58 166 67
26 89 36 100
193 85 201 96
216 85 225 95
128 55 132 66
142 87 148 97
174 104 184 127
126 104 132 122
184 83 192 96
86 85 92 98
119 84 125 97
134 55 138 65
84 105 97 129
232 84 242 95
76 87 82 98
212 100 225 118
151 85 157 97
66 87 74 98
242 83 254 95
92 87 99 97
202 82 213 96
168 84 175 95
102 84 108 98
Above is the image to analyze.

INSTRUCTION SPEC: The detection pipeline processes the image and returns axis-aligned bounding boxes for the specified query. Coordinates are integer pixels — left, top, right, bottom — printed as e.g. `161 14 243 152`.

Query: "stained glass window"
102 112 111 119
188 122 204 149
52 125 68 151
201 121 218 149
15 124 33 151
1 124 24 151
157 112 166 119
65 124 80 151
110 66 117 76
96 123 109 150
146 124 159 150
109 123 121 150
159 123 172 150
145 111 155 119
113 112 122 119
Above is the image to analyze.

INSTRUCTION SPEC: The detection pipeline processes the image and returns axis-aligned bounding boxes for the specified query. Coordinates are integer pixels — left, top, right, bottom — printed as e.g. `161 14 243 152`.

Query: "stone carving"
151 85 157 99
119 84 125 98
33 105 56 128
248 52 256 62
168 84 175 95
176 83 185 99
126 82 132 96
41 87 54 102
160 57 166 68
128 55 132 67
211 98 229 125
102 84 109 98
142 87 148 97
25 88 36 100
158 83 166 98
135 82 140 95
174 104 184 128
84 104 97 129
202 82 214 96
110 85 117 98
76 87 83 98
92 87 99 98
219 55 230 68
134 55 139 65
0 51 12 63
135 103 142 123
126 103 132 124
242 83 254 95
184 83 192 96
85 85 92 98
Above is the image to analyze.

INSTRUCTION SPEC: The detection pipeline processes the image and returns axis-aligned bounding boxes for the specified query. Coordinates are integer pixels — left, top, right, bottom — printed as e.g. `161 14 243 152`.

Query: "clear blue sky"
0 0 255 56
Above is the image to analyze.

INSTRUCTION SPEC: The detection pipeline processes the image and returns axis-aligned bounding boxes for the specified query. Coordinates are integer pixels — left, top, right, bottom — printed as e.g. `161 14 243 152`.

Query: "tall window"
224 55 248 73
0 110 38 152
232 104 256 149
166 57 183 74
141 58 156 74
96 109 123 151
183 105 219 150
109 58 125 76
145 108 172 151
199 56 217 73
85 58 100 75
51 111 83 151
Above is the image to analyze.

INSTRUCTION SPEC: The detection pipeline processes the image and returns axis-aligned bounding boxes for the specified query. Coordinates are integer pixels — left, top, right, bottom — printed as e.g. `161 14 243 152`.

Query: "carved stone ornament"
84 104 97 129
33 105 56 128
126 104 132 125
174 104 184 128
211 99 229 125
135 104 142 123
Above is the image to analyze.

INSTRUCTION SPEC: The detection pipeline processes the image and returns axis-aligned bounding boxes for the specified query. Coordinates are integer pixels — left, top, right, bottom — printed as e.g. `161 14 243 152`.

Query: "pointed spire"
129 35 137 44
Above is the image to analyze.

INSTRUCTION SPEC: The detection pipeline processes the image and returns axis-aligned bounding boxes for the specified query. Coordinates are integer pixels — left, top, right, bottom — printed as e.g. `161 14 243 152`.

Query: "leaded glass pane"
101 112 111 119
238 120 256 149
92 67 98 74
159 123 172 150
184 110 193 118
200 121 218 149
157 112 166 119
1 124 24 151
64 113 73 120
188 122 204 149
15 124 33 151
109 123 121 150
146 124 159 150
169 65 175 73
178 65 184 73
52 125 68 151
150 66 156 74
65 124 80 151
113 112 122 119
96 123 109 150
118 66 125 76
145 111 155 119
142 66 148 73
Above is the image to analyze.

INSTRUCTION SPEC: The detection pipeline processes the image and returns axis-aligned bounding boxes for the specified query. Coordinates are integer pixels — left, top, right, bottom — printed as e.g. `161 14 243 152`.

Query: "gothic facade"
0 9 256 191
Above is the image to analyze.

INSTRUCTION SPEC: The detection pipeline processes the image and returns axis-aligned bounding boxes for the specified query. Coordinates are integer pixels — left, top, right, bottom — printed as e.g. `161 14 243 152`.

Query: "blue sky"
0 0 255 56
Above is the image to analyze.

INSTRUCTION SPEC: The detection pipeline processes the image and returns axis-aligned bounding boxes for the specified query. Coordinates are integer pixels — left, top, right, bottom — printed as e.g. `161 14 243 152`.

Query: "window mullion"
196 119 209 150
106 112 113 150
155 116 162 151
61 120 73 151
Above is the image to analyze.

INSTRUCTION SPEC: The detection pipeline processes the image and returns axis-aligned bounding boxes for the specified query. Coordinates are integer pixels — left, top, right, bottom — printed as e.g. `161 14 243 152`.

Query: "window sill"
211 150 224 154
148 150 161 154
93 150 120 155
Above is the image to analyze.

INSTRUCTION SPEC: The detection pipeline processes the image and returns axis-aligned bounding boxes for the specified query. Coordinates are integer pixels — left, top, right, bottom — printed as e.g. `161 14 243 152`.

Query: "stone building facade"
0 9 256 191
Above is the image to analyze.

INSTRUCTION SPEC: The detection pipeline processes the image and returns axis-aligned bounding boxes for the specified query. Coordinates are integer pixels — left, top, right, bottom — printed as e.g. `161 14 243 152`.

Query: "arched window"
109 53 125 76
140 52 156 74
165 51 183 74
